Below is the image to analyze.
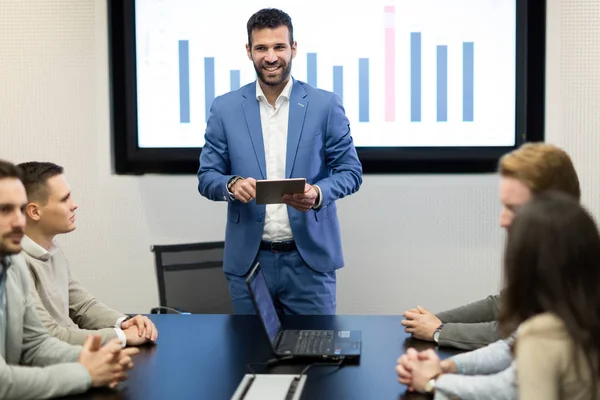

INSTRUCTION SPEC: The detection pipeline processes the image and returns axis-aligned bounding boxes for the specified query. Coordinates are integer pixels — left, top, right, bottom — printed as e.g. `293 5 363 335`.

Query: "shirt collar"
255 77 294 103
21 235 58 262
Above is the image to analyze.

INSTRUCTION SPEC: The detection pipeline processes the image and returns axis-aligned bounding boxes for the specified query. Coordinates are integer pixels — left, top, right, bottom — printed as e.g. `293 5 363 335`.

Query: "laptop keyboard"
294 330 335 355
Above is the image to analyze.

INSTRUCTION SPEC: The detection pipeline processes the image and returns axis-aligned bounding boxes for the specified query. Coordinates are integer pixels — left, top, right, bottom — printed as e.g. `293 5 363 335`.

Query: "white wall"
544 0 600 213
0 0 595 315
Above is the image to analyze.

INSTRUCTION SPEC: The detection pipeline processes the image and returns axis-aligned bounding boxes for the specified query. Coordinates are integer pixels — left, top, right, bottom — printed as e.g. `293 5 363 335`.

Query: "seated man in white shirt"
17 161 158 347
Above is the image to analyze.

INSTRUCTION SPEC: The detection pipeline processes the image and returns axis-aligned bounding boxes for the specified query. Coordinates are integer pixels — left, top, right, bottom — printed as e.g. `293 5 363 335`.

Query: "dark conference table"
60 314 462 400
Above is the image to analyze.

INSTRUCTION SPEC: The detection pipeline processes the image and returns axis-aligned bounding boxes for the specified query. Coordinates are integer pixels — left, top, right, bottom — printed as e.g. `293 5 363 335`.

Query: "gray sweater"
21 236 125 345
435 337 517 400
0 253 91 399
436 294 501 350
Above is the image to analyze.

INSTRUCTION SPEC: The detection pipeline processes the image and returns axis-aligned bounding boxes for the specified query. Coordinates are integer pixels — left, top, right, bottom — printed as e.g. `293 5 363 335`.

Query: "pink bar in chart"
384 5 395 122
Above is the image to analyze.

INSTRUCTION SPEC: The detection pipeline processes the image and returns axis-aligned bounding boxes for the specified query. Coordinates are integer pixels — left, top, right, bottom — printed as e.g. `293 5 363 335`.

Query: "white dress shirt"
257 79 295 242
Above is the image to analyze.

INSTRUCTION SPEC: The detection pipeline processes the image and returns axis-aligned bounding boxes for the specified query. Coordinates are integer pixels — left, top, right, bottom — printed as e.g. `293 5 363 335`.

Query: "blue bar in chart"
359 58 369 122
333 66 343 102
437 45 448 122
410 32 421 122
179 32 476 125
178 40 190 123
307 53 317 87
230 70 240 91
204 57 215 123
463 42 474 121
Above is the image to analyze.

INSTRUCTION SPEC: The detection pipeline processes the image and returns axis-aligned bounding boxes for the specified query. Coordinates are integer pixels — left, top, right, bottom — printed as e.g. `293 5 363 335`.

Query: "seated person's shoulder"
6 253 30 289
518 313 567 339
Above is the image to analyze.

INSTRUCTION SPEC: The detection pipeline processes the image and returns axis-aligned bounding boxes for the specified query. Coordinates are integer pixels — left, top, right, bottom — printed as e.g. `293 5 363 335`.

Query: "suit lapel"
241 82 266 179
286 80 308 178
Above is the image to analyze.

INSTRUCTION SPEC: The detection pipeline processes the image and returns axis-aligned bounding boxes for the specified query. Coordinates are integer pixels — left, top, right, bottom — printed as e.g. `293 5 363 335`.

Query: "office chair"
150 241 233 314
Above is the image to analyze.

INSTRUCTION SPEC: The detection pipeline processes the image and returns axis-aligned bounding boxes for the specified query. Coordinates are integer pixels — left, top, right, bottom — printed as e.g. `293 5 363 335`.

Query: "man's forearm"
69 276 125 329
31 283 118 346
450 338 514 375
436 295 501 324
0 362 91 400
45 323 118 346
435 363 517 400
438 321 501 350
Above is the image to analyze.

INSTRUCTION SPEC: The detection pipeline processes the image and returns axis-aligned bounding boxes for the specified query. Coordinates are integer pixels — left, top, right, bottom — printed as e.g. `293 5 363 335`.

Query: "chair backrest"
150 241 233 314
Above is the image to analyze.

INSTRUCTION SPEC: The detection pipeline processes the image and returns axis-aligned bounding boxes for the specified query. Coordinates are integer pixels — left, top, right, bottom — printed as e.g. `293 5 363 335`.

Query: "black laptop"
245 262 362 360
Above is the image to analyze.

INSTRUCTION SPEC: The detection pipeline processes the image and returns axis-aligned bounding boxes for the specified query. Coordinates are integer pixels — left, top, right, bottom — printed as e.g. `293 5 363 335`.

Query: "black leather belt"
259 240 297 253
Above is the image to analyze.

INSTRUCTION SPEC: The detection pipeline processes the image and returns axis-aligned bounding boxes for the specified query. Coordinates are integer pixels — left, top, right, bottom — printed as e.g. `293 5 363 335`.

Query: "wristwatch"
424 372 442 393
227 176 242 193
425 378 435 393
433 323 445 343
424 376 437 393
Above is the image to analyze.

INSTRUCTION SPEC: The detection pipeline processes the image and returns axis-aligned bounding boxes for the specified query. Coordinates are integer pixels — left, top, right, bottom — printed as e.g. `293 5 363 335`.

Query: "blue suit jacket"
197 79 362 276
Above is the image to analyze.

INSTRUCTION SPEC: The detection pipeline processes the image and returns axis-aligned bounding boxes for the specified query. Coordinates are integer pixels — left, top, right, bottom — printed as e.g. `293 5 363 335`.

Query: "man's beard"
254 59 292 87
0 229 24 255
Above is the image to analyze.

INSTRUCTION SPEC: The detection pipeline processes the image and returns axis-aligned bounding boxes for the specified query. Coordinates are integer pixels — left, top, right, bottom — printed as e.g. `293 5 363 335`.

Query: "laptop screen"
246 263 282 346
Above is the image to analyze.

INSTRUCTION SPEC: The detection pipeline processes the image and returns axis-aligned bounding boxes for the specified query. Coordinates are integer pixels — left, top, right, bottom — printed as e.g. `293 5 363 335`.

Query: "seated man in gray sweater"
0 159 138 399
402 142 581 351
17 161 158 347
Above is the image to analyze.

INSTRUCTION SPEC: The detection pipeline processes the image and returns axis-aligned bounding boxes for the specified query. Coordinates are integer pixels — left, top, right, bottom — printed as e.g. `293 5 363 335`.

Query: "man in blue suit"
197 8 362 315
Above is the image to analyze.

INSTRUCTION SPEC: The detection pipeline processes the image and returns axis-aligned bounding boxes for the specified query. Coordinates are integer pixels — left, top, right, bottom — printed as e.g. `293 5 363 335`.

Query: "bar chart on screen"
135 0 516 149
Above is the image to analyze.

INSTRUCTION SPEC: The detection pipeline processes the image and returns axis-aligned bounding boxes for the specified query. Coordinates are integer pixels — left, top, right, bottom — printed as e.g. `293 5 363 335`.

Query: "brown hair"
499 142 581 201
0 160 23 181
16 162 64 204
500 191 600 396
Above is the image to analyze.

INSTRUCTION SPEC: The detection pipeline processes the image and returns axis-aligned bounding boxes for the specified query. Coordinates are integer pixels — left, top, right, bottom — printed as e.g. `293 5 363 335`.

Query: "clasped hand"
78 335 140 389
396 348 443 392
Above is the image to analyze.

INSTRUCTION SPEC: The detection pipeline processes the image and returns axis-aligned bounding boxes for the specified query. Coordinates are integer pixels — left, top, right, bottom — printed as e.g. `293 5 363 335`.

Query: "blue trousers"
225 249 336 315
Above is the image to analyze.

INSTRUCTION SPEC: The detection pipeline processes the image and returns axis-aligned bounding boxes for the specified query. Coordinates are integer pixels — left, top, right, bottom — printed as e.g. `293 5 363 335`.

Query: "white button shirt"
256 79 294 242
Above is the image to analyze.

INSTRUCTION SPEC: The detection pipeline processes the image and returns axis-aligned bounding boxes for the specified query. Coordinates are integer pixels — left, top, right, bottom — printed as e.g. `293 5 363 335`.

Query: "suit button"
257 216 263 222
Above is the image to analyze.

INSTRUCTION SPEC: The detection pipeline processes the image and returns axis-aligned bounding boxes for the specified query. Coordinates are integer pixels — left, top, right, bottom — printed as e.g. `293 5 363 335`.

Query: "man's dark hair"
0 160 23 181
17 162 64 204
246 8 293 46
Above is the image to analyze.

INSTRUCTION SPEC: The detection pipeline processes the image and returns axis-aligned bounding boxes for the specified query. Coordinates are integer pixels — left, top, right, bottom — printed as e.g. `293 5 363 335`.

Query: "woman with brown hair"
500 190 600 399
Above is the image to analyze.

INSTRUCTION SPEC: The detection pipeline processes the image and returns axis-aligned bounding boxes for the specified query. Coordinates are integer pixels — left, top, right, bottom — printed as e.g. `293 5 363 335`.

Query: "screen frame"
245 262 283 349
108 0 546 175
